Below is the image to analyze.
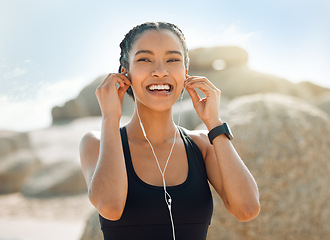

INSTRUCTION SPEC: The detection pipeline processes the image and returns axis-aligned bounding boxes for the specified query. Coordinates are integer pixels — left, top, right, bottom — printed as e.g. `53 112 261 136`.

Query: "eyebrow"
134 50 183 56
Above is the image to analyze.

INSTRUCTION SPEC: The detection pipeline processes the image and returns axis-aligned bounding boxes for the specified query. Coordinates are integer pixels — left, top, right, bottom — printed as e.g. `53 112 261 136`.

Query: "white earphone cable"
136 88 185 240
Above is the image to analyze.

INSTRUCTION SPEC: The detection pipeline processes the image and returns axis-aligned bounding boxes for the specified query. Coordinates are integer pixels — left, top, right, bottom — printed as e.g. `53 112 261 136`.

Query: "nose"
152 62 169 78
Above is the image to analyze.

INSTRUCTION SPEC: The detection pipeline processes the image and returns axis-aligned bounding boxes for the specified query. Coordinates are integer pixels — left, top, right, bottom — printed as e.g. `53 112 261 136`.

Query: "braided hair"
118 22 189 99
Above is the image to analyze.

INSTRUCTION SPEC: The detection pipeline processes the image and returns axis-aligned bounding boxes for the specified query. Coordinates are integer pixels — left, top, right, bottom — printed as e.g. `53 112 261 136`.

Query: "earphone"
136 86 185 240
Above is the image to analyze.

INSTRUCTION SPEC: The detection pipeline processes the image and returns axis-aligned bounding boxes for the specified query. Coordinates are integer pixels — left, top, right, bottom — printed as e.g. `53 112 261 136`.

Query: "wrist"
208 122 234 144
102 116 121 128
205 119 224 131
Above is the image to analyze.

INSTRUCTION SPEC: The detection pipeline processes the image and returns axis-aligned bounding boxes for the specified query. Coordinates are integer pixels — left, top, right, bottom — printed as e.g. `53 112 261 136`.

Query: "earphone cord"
136 89 185 240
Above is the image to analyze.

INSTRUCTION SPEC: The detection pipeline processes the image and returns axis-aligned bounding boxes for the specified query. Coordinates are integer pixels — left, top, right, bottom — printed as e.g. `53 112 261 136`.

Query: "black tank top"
99 126 213 240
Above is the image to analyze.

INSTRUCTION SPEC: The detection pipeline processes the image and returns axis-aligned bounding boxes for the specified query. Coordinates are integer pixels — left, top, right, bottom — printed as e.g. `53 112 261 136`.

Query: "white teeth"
148 84 170 91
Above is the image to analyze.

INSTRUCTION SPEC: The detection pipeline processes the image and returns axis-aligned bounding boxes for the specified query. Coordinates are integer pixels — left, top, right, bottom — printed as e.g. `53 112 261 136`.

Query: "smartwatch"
208 123 233 144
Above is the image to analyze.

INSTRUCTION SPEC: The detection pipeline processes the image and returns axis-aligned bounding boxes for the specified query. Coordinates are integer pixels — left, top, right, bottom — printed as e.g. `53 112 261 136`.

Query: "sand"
0 193 94 240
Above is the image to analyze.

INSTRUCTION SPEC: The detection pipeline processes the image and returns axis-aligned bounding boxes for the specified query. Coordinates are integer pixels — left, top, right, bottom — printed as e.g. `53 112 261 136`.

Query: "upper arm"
79 131 101 189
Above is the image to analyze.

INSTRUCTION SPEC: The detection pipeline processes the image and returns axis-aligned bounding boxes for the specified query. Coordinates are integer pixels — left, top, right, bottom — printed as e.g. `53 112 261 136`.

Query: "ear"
185 69 188 75
121 67 128 74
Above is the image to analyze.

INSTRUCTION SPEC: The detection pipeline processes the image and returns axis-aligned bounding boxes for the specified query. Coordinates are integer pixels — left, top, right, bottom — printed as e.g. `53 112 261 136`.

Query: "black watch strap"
208 123 233 144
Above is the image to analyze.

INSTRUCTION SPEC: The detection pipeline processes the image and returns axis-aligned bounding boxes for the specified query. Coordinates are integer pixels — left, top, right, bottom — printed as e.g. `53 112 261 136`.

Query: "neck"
127 105 178 144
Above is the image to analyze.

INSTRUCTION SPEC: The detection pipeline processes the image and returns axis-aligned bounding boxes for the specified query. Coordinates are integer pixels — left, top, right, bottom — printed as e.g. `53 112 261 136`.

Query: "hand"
95 73 131 121
184 74 222 129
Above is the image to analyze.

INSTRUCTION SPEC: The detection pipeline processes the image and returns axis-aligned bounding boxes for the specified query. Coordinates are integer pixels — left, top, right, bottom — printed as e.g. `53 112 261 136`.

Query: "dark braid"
118 22 189 99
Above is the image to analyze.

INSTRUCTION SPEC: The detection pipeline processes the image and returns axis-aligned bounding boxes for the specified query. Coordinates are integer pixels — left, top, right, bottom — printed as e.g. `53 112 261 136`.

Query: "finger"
185 86 201 105
185 81 219 98
117 73 131 86
105 74 130 89
185 76 218 91
98 73 113 88
117 80 126 89
118 83 130 100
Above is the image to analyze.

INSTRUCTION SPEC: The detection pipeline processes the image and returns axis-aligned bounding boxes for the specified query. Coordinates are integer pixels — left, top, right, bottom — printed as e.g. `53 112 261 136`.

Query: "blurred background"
0 0 329 239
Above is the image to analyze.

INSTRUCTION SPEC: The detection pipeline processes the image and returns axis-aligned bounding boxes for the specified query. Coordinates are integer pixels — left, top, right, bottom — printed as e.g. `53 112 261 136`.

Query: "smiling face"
127 30 187 111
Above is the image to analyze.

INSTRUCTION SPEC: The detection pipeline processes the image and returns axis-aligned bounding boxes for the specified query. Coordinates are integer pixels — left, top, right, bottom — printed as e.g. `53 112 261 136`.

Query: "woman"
80 22 260 240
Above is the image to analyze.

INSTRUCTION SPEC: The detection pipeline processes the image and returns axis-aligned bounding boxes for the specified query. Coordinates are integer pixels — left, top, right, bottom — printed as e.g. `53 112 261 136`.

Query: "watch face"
227 132 234 140
224 123 234 140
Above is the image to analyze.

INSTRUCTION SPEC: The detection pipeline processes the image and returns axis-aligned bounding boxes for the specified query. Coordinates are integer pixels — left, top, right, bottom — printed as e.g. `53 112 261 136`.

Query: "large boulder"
188 46 330 103
52 76 104 123
0 131 40 194
0 149 41 194
316 93 330 116
189 64 312 101
189 46 249 70
51 46 330 124
52 75 135 124
0 131 30 158
21 160 87 197
200 93 330 240
29 117 103 165
297 81 330 103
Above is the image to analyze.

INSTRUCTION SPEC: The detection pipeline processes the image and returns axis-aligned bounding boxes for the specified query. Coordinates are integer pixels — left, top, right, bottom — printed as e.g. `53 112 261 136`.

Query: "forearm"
207 122 260 220
90 118 128 219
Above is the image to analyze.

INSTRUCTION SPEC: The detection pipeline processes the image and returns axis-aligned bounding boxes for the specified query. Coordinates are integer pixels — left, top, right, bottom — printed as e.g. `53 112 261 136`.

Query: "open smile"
146 83 173 94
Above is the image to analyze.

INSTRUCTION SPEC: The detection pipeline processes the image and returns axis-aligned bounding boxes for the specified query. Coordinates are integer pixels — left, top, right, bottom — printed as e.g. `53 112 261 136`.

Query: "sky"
0 0 329 132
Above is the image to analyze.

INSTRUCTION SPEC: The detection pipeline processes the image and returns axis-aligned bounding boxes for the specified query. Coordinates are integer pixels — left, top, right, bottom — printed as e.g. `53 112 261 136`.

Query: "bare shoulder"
79 131 101 167
79 131 101 184
80 131 101 153
180 127 211 159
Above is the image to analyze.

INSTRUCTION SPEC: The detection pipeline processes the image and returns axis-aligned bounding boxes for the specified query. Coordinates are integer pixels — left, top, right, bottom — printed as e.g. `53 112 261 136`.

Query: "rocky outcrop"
188 47 330 102
21 160 87 197
51 46 330 124
0 131 41 194
297 81 330 102
188 46 319 101
52 75 135 124
316 93 330 115
200 93 330 240
189 46 249 70
0 150 41 194
52 75 104 123
0 131 30 158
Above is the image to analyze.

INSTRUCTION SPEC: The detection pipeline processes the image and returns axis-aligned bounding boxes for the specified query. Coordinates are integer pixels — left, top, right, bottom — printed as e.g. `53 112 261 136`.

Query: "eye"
167 59 181 63
137 58 151 62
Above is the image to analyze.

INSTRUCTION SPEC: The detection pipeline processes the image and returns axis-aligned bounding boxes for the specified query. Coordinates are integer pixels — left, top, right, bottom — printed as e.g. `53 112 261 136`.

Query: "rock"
297 81 330 102
80 210 103 240
188 48 330 103
29 117 103 165
51 46 330 124
199 93 330 240
316 93 330 115
52 75 135 124
189 65 310 102
189 46 249 70
0 149 41 194
29 116 131 165
22 160 87 197
0 131 30 158
52 76 104 123
52 99 89 122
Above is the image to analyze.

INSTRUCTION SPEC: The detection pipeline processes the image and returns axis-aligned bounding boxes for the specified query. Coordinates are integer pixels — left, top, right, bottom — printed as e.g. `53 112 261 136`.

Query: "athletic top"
99 126 213 240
